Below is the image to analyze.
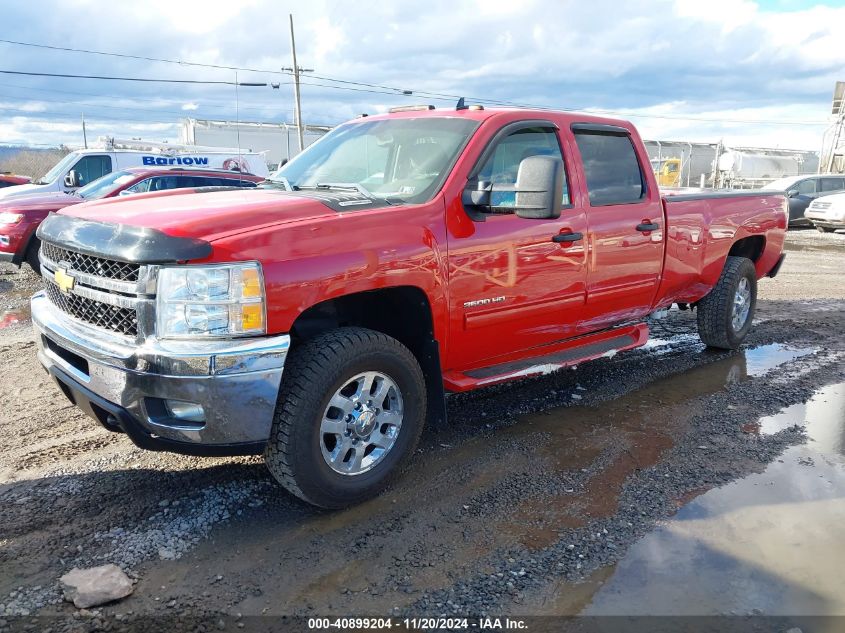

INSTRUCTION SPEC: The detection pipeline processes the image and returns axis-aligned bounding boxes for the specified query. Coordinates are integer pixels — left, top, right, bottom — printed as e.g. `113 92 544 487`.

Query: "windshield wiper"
262 176 296 191
313 182 383 201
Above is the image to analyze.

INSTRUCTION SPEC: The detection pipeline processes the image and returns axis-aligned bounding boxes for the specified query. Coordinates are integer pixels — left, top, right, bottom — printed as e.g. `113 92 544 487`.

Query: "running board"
443 323 649 392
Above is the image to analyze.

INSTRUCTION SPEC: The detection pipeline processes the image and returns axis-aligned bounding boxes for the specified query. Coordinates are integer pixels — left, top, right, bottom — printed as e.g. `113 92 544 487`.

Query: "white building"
181 119 333 170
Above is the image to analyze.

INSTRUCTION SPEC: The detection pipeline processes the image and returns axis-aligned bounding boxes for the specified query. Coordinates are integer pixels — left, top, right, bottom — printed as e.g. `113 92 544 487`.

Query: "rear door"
569 124 665 331
447 120 588 368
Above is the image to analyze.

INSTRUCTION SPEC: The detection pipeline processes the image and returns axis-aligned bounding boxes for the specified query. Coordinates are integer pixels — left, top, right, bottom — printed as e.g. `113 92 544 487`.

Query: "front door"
447 122 588 370
570 126 665 332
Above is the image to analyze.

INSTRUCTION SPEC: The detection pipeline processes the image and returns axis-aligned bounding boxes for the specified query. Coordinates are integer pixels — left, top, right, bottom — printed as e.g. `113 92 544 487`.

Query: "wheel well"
291 287 434 349
290 287 446 426
728 236 765 262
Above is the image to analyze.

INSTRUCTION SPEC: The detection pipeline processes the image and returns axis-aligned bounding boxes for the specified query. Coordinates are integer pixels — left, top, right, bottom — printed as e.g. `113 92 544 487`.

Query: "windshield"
266 117 479 204
761 176 801 191
37 152 79 185
77 170 137 199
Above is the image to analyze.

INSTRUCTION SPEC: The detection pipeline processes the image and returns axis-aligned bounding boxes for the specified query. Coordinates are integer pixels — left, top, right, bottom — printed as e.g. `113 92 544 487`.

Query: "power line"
0 82 293 112
0 69 267 86
0 91 295 118
0 39 833 127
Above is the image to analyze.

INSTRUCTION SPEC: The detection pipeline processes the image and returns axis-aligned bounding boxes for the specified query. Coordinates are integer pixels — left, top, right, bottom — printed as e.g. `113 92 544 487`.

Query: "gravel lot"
0 228 843 631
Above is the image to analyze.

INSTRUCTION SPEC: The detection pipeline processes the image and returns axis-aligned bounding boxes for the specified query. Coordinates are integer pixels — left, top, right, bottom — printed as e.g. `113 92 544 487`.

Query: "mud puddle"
0 306 30 329
495 344 814 547
581 381 845 617
0 274 34 329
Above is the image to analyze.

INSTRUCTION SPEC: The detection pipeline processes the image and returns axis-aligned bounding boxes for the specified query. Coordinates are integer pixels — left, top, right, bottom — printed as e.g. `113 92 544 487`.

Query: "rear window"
574 132 646 205
820 178 845 192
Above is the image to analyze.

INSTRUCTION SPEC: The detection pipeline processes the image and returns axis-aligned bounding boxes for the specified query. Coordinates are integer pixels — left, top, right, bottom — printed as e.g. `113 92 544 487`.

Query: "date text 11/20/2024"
307 617 528 630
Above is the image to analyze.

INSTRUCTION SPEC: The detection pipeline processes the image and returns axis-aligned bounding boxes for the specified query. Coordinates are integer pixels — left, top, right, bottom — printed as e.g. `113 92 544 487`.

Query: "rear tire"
696 256 757 350
265 327 427 509
24 237 41 276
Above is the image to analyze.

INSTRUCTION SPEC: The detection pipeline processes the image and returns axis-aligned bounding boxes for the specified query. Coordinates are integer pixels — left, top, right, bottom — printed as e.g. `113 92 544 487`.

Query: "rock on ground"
59 564 134 609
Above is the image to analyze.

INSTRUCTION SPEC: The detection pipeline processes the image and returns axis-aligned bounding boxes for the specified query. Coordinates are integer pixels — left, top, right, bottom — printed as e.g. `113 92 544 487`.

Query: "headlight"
0 212 23 225
156 262 266 338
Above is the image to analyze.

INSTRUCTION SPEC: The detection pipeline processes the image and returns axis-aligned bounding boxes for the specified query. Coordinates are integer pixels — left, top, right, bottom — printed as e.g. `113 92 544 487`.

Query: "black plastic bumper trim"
0 251 14 263
767 253 786 278
48 365 265 457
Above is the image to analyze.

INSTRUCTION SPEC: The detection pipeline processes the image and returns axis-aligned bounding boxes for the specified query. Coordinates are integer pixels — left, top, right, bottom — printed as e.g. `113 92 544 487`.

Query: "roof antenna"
456 97 467 111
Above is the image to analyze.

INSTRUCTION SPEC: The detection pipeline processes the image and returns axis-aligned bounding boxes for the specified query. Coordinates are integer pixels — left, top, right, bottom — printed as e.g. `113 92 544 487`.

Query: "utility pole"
283 14 313 154
822 81 845 174
82 112 88 149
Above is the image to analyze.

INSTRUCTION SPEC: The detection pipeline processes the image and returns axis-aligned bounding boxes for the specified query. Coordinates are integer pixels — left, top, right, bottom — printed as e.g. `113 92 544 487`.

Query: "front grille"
41 242 140 282
45 280 138 336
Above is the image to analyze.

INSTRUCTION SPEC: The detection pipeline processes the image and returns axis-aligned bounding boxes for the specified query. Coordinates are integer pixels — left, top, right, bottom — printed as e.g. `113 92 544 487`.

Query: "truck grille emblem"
55 267 76 294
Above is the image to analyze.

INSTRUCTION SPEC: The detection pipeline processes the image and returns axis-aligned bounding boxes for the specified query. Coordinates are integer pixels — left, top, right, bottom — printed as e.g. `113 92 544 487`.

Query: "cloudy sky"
1 0 843 150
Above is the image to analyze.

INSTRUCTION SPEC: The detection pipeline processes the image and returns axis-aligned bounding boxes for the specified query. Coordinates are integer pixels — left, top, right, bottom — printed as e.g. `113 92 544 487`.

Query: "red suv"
0 173 31 188
0 167 263 272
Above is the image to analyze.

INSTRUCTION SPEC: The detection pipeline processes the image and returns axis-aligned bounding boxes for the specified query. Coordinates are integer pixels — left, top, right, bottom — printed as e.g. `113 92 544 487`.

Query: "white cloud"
1 0 843 150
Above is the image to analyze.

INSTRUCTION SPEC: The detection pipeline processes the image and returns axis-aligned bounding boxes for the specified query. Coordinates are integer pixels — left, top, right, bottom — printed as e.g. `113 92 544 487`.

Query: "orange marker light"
241 304 264 331
241 268 262 298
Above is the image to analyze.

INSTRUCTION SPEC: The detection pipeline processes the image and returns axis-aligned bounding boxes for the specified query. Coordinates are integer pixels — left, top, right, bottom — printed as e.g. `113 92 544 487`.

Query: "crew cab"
30 105 788 508
0 167 262 273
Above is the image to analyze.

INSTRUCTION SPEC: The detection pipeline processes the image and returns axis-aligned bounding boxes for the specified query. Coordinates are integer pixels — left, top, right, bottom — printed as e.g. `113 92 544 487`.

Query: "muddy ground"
1 229 844 631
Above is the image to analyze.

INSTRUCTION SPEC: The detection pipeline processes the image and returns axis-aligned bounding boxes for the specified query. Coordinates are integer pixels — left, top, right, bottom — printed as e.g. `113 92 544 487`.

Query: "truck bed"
654 190 787 309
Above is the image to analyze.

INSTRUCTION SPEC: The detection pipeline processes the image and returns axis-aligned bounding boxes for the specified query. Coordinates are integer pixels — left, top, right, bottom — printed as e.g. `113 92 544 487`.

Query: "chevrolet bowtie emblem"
55 267 75 294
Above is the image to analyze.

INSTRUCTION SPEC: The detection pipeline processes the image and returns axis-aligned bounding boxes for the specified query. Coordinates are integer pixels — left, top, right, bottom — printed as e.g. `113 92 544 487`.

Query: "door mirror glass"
64 170 80 188
513 156 564 219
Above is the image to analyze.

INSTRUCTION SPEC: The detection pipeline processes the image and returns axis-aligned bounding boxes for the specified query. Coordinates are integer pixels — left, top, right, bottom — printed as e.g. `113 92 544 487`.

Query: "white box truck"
0 138 268 200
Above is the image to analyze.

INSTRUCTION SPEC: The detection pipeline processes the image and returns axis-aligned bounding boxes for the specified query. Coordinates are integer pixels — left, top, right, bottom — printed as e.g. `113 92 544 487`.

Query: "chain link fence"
0 146 71 180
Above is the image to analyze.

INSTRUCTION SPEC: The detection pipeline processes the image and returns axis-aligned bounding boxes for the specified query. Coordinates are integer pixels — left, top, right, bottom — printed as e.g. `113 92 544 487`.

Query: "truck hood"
0 182 51 200
59 188 338 242
0 191 79 212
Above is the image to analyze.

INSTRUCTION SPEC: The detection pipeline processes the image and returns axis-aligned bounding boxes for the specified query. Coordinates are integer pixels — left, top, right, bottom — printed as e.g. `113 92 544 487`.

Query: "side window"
150 176 179 191
123 178 152 194
574 132 645 205
173 176 204 188
820 178 845 192
72 155 112 187
476 127 570 211
794 179 816 195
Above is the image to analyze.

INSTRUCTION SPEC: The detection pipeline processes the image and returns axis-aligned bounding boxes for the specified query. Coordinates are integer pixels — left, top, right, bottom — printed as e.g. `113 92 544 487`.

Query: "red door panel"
567 127 665 332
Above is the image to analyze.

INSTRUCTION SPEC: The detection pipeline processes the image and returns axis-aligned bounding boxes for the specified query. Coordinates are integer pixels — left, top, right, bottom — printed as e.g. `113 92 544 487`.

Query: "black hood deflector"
37 213 212 264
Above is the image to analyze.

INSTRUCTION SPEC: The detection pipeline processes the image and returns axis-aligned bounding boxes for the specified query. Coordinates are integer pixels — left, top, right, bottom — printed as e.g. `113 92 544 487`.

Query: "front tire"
24 237 41 275
696 256 757 350
816 226 834 233
265 327 426 509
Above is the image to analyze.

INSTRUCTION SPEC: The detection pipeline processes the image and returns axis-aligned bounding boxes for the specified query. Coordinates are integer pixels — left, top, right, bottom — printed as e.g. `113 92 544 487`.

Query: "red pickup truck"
0 167 262 273
31 106 787 508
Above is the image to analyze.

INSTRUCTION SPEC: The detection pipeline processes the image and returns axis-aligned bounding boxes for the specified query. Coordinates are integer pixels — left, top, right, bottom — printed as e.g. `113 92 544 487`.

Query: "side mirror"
786 189 799 198
513 156 564 219
118 189 134 196
64 170 80 188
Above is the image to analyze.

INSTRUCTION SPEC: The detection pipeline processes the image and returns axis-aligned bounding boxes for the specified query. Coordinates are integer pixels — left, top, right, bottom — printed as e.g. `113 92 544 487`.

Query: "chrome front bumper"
31 291 289 453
